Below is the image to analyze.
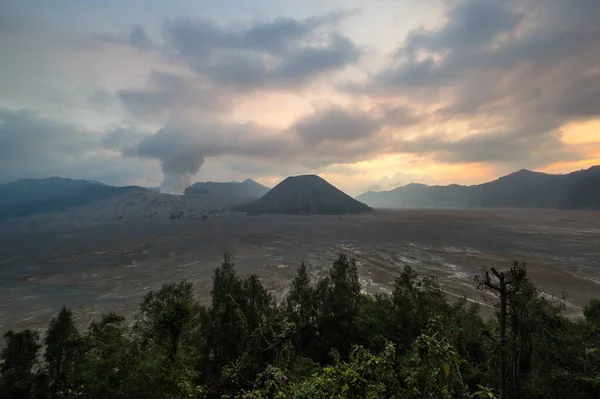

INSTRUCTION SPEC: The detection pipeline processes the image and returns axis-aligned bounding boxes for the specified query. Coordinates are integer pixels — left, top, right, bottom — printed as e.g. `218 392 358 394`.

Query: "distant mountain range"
185 178 270 198
2 166 598 221
356 166 600 210
0 177 144 220
0 177 269 221
238 175 372 215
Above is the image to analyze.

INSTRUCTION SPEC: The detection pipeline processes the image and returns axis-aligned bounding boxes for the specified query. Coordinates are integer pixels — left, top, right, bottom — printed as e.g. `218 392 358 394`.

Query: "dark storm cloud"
0 109 153 184
0 109 95 164
161 13 361 89
95 26 156 51
376 0 598 92
127 26 154 51
117 70 230 119
290 106 387 167
111 13 361 121
354 0 600 168
293 107 381 146
402 0 521 55
102 128 147 151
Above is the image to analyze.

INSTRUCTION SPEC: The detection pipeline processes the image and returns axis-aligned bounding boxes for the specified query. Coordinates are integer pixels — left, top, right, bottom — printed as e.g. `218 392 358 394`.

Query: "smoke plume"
157 151 205 194
104 105 386 193
120 127 205 194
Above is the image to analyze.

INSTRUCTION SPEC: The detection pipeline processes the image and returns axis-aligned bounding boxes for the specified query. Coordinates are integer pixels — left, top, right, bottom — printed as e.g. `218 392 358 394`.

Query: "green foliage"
584 299 600 325
0 330 41 399
2 254 598 399
285 262 317 357
293 343 398 399
45 307 80 399
356 265 454 357
135 280 200 360
402 318 469 399
315 255 362 360
392 266 450 337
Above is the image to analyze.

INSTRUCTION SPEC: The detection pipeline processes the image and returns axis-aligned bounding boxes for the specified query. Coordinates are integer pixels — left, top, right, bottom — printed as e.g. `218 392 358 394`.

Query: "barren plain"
1 208 599 334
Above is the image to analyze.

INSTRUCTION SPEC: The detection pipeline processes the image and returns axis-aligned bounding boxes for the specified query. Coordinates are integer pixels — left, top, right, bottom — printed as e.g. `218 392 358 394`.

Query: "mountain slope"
558 166 600 209
238 175 371 215
0 189 254 232
356 166 600 210
0 177 145 220
185 178 270 199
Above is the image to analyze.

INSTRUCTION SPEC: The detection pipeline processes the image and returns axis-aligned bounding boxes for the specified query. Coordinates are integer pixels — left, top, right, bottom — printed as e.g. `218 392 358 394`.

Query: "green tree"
135 280 200 361
356 292 400 352
245 343 399 399
211 254 244 311
316 255 362 360
402 318 471 399
356 265 452 356
242 274 274 331
132 280 204 398
393 266 449 340
445 298 490 390
44 307 80 399
508 281 599 399
63 312 134 399
1 254 598 399
66 311 203 399
285 262 317 356
0 330 41 399
202 255 248 380
584 299 600 326
203 256 288 394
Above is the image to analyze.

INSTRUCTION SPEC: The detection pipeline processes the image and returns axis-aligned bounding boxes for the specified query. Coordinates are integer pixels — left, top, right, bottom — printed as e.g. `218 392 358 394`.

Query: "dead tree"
477 264 526 399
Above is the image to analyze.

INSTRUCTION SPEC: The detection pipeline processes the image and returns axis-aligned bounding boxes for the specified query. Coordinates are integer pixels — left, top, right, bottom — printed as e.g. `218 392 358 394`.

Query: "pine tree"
44 307 79 399
317 255 362 359
286 262 317 355
0 330 41 399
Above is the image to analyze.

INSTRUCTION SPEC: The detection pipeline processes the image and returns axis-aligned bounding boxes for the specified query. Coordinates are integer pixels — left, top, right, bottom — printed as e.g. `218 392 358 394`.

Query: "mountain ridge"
185 178 270 199
0 177 146 220
356 166 600 210
0 176 271 221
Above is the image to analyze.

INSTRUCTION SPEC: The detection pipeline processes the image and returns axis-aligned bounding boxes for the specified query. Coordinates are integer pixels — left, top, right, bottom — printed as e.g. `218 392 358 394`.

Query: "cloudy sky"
1 0 599 195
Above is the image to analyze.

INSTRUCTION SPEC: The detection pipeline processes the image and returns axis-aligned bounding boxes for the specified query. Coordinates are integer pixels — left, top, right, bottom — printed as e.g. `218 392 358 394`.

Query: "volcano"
238 175 371 215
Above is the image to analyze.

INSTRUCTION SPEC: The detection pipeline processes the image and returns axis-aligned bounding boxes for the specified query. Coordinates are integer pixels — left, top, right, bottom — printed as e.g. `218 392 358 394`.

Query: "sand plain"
1 208 599 333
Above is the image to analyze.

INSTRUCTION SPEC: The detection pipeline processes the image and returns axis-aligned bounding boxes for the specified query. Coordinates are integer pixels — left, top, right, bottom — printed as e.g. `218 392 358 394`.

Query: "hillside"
238 175 371 215
185 178 270 199
0 189 254 232
0 177 145 220
356 166 600 210
555 166 600 210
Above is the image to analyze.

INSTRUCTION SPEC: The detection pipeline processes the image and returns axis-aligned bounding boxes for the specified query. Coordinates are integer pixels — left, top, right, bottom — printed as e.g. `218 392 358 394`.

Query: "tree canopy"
1 254 599 399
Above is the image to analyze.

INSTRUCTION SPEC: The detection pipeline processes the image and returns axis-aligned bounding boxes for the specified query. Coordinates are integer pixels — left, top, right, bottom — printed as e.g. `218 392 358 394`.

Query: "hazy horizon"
5 164 599 198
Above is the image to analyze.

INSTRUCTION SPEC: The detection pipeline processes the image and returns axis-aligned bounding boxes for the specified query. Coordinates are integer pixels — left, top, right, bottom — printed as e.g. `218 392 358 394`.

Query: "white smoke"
158 152 205 194
108 126 205 194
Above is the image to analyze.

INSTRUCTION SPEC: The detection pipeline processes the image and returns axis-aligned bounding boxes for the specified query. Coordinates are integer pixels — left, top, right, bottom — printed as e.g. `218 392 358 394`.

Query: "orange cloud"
541 119 600 174
561 119 600 145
